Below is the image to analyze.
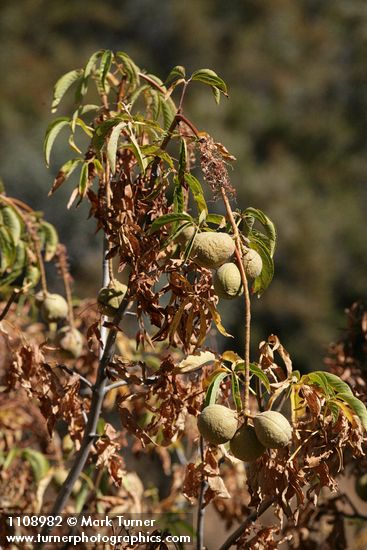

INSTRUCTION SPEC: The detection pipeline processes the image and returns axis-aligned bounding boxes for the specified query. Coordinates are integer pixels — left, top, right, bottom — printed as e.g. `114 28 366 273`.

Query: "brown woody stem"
219 499 274 550
36 235 127 548
220 188 251 414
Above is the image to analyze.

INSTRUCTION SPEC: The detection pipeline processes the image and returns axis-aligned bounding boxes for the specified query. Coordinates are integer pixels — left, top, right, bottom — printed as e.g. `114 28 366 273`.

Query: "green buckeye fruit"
213 262 243 299
253 410 292 449
230 424 266 462
97 280 127 317
190 232 235 269
40 293 68 323
242 248 263 279
197 404 238 445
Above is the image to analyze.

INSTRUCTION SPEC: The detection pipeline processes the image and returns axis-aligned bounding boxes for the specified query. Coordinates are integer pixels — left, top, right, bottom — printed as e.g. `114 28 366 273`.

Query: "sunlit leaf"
231 372 242 411
44 117 70 166
51 69 83 113
149 213 193 234
107 121 126 174
204 371 230 406
49 158 83 196
191 69 228 96
249 236 274 296
99 50 112 91
184 173 208 215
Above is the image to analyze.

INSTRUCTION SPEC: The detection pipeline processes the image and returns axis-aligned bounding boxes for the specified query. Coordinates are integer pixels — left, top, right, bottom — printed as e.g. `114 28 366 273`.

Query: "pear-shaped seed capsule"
56 327 84 359
191 232 235 269
97 281 127 317
253 410 292 449
40 293 68 323
242 248 263 279
230 424 266 462
197 404 238 445
213 263 243 299
175 224 196 246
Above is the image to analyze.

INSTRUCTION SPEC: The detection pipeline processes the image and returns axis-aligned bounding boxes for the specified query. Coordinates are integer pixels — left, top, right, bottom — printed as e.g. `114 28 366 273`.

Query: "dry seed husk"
197 404 238 445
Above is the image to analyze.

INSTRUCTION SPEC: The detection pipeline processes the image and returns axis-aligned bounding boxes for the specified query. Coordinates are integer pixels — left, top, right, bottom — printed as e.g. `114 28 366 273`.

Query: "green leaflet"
231 372 242 412
248 236 274 296
205 371 230 407
1 205 22 245
191 69 228 99
78 162 90 197
41 221 59 261
51 69 83 113
99 49 112 91
0 226 16 273
165 65 186 87
44 117 70 166
184 173 208 215
236 361 271 392
306 371 353 397
149 213 193 234
243 207 277 257
160 96 176 130
107 121 127 174
115 51 140 86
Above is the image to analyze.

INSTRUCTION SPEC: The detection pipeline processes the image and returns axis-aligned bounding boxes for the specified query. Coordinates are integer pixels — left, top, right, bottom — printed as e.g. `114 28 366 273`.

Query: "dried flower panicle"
199 135 236 198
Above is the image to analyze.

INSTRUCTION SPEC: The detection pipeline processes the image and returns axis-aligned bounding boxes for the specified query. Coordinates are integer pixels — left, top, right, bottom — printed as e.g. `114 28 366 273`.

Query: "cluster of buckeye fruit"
35 292 83 359
35 278 127 360
197 404 292 462
177 226 262 299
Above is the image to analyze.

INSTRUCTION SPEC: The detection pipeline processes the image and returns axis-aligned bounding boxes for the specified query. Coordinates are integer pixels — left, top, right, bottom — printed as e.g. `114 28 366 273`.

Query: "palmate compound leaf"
306 371 353 397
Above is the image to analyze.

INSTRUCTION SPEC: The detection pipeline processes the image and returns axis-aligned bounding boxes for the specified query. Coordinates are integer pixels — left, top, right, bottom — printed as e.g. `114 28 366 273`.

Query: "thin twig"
56 244 75 327
0 289 21 321
219 499 274 550
56 363 93 389
220 188 251 414
103 380 127 394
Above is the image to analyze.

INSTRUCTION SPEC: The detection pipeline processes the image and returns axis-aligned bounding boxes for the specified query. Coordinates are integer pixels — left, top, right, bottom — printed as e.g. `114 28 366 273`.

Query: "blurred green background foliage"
1 0 366 371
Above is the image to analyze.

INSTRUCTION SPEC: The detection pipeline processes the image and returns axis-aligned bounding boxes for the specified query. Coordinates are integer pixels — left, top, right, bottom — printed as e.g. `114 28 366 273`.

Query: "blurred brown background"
1 0 367 371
